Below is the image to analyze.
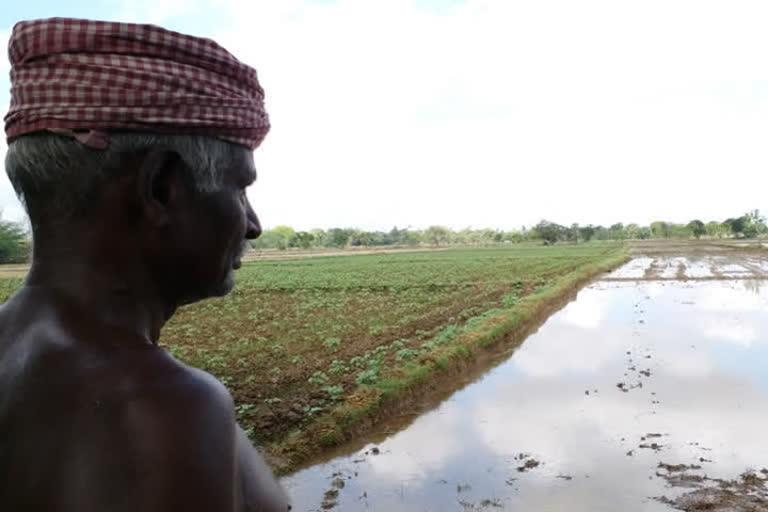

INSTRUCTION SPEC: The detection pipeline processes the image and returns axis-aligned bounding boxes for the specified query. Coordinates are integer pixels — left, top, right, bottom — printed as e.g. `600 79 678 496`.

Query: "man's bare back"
0 288 288 511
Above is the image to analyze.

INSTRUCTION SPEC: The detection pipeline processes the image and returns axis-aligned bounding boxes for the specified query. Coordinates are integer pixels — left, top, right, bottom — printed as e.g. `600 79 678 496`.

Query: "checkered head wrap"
4 18 269 150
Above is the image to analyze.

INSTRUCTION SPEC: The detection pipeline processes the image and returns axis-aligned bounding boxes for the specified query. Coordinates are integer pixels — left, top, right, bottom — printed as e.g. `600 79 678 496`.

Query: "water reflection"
283 277 768 511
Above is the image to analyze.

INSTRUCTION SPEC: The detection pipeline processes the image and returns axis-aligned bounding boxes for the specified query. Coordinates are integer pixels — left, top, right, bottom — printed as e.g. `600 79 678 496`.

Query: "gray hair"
5 132 239 228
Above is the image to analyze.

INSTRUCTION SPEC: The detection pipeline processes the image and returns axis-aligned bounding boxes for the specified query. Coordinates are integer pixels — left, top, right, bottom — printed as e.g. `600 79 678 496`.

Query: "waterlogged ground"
282 246 768 511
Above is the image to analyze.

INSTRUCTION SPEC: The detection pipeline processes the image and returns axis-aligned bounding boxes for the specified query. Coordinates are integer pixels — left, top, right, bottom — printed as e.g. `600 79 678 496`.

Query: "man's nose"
245 200 262 240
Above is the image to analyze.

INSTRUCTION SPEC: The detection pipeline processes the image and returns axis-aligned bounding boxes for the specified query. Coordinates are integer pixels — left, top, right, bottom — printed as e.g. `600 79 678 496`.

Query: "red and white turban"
4 18 270 150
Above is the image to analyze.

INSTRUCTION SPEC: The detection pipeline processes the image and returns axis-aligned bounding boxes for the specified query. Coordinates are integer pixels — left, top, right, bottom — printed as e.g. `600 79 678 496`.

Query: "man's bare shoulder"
126 353 235 425
116 355 239 510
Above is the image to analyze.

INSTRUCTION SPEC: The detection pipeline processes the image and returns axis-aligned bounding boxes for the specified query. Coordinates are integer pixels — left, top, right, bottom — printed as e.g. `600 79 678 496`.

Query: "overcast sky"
2 0 767 231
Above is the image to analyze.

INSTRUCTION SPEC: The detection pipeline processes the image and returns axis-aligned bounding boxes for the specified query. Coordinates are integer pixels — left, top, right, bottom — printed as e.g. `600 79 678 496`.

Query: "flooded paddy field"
282 241 768 511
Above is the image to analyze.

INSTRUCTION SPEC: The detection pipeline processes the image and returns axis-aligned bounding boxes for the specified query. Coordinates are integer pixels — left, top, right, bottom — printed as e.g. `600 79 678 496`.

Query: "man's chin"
211 271 236 297
179 272 235 305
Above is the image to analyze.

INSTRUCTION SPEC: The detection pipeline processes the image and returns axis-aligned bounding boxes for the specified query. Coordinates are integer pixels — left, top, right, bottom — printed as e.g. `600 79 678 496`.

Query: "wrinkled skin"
0 144 290 511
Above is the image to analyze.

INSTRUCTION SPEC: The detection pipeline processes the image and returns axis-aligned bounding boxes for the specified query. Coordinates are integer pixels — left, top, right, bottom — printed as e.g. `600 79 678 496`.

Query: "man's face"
171 147 261 303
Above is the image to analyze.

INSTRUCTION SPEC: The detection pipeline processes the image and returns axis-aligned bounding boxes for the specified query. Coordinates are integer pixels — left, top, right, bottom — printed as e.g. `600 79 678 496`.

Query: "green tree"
326 228 351 248
424 225 451 246
723 217 748 237
650 221 670 239
271 225 296 250
403 230 423 246
347 229 371 246
294 231 315 249
747 209 767 236
706 221 727 238
568 223 580 243
625 223 640 240
637 227 651 239
609 223 626 240
533 220 564 245
687 220 706 239
578 225 596 242
0 220 29 263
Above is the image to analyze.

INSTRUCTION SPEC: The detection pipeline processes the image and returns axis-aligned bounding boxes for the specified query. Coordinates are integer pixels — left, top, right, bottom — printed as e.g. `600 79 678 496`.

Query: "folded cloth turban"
4 18 269 150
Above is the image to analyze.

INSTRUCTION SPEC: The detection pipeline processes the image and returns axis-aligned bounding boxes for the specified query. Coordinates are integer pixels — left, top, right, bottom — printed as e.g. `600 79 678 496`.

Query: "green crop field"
160 243 625 450
0 242 626 469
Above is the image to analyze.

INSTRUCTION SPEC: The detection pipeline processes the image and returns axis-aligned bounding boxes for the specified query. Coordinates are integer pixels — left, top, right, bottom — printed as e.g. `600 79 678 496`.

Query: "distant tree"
310 228 326 242
747 209 767 236
294 231 315 249
403 229 423 246
347 229 371 247
389 226 410 245
533 220 564 245
593 225 610 240
270 225 296 250
687 220 706 239
723 217 748 237
250 229 284 249
567 223 580 243
650 221 670 239
578 225 596 242
326 228 351 248
742 219 759 238
368 231 393 246
609 223 626 240
424 225 451 246
667 223 692 239
637 227 651 239
625 223 640 240
705 221 727 238
0 220 29 263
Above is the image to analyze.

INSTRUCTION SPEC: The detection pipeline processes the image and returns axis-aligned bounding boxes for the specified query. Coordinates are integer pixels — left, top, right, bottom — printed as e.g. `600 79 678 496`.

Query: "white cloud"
3 1 768 229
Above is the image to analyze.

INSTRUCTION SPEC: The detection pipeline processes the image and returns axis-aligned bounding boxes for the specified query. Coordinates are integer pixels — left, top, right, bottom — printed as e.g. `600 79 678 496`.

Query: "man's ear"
135 147 185 226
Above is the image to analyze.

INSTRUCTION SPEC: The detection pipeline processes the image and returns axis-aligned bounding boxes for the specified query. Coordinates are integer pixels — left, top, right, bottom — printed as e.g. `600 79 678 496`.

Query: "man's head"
3 18 269 304
5 132 261 301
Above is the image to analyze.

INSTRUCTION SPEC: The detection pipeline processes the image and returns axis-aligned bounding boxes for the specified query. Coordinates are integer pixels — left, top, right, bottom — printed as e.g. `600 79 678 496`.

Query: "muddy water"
282 256 768 511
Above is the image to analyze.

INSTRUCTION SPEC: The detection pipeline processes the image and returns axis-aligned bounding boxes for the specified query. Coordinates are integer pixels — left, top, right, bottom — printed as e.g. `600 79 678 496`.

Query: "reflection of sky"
283 269 768 512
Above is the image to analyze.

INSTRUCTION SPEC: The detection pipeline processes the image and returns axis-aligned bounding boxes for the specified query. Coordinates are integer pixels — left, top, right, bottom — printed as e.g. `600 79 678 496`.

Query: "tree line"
0 210 764 263
250 210 768 250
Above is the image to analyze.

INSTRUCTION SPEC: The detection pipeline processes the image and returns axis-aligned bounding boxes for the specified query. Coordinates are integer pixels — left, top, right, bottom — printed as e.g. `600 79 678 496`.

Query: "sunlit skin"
0 145 290 511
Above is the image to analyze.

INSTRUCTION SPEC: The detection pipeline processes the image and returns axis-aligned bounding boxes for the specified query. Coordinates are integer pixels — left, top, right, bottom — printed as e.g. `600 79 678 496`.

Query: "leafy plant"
390 339 407 350
356 368 379 385
395 348 420 362
322 384 344 401
328 359 349 376
502 293 520 307
308 371 330 386
322 337 342 351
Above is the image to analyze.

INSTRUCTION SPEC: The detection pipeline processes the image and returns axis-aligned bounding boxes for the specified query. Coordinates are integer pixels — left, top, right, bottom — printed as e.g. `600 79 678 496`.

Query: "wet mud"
282 241 768 511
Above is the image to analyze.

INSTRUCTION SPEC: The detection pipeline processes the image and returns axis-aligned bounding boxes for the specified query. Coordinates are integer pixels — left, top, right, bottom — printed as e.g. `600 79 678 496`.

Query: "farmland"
283 240 768 510
160 242 626 470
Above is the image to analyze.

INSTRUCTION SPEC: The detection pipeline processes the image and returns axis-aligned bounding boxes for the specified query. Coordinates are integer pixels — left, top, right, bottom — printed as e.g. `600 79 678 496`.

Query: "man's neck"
24 233 174 344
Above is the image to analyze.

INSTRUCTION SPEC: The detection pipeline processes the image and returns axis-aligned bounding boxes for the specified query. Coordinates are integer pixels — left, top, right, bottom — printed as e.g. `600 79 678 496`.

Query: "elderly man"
0 18 289 511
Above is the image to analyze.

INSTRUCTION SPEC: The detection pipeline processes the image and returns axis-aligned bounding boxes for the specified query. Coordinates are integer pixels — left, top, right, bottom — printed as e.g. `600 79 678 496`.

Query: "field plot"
156 243 625 468
282 240 768 511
